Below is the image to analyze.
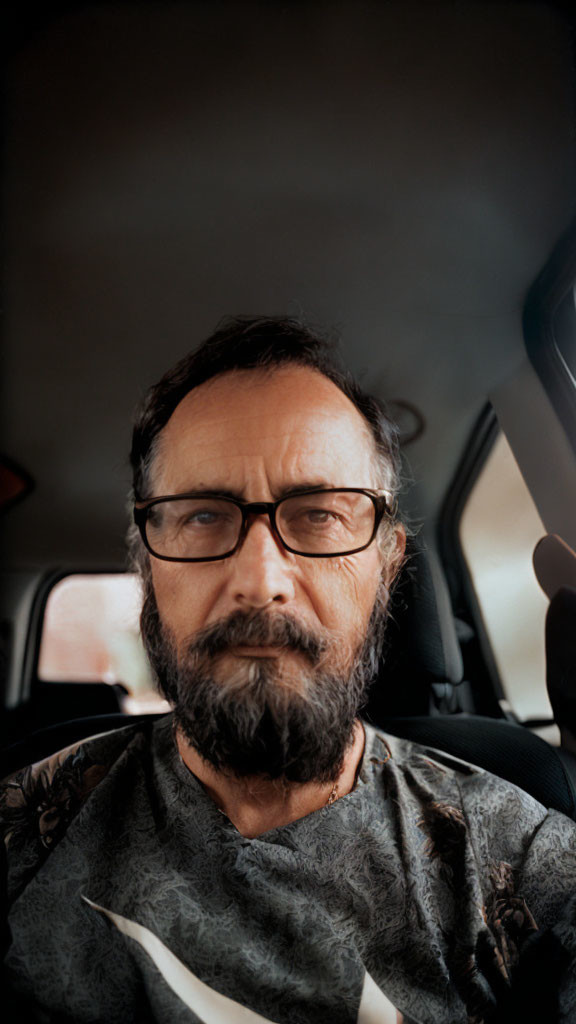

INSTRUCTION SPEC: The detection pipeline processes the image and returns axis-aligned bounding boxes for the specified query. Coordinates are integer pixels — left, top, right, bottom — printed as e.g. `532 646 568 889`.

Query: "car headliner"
2 0 575 568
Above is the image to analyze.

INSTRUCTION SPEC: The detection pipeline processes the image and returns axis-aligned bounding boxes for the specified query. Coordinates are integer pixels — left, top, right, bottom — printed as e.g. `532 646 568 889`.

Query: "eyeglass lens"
145 491 377 559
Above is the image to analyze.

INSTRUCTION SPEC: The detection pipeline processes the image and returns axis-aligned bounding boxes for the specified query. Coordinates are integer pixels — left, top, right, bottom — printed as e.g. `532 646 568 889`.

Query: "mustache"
181 609 329 665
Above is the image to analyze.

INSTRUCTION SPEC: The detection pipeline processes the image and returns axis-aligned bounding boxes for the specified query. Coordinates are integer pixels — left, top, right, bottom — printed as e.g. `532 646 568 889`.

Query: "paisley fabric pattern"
1 715 576 1023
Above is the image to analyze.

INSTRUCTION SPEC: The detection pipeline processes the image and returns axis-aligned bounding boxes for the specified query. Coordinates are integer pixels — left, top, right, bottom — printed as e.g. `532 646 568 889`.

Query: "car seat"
2 540 576 820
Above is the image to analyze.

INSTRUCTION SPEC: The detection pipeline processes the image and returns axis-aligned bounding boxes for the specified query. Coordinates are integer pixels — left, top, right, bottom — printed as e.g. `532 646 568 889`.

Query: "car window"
459 430 556 734
38 574 169 714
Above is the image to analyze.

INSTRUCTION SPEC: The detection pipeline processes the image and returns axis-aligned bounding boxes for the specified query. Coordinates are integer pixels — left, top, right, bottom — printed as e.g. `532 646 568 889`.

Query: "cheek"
150 564 216 637
342 558 385 625
303 553 384 631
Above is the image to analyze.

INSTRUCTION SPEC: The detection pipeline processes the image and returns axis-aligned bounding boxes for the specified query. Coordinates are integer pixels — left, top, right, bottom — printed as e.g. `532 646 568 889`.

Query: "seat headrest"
367 537 463 718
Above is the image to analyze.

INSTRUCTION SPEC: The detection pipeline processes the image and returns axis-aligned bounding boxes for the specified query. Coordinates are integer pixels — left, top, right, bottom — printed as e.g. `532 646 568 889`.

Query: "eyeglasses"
133 487 396 562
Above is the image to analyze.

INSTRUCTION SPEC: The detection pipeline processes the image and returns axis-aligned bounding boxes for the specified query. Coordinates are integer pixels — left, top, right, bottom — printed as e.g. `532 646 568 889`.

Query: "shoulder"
364 723 576 953
0 715 171 899
362 721 576 850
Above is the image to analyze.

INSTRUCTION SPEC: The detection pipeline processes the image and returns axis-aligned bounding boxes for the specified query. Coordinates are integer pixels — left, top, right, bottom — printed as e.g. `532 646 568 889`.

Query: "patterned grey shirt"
1 714 576 1023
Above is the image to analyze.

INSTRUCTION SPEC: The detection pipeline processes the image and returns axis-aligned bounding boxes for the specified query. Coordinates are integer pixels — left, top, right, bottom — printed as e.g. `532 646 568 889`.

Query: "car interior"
2 0 576 819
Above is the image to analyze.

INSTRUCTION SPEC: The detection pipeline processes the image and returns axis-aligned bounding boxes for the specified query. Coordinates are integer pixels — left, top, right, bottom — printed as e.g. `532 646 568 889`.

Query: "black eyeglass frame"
133 487 397 563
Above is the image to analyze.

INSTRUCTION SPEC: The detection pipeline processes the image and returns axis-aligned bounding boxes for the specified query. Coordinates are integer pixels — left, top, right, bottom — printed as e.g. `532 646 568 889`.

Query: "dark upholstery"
367 538 463 718
0 713 162 778
546 586 576 753
0 682 124 751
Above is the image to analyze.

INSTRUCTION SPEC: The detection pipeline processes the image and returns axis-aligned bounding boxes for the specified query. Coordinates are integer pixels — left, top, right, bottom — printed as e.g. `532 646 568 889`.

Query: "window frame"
12 567 135 705
438 405 511 718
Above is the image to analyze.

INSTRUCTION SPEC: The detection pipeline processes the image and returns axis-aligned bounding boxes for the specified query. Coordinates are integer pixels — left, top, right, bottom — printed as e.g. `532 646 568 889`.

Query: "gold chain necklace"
325 728 367 806
325 781 339 806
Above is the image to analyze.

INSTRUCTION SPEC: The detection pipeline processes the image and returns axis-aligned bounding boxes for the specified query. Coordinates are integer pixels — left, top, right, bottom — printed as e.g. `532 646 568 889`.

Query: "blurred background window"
38 574 169 714
460 431 555 736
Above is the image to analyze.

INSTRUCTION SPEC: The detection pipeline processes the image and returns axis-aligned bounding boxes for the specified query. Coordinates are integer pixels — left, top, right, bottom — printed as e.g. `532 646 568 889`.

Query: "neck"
175 720 366 839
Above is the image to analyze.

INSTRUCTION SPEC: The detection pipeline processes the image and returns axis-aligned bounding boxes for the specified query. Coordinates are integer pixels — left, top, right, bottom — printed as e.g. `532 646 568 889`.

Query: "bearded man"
2 316 576 1024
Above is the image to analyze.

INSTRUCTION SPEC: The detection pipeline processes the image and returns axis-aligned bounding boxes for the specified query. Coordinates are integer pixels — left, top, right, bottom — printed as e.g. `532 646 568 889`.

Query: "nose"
228 515 296 609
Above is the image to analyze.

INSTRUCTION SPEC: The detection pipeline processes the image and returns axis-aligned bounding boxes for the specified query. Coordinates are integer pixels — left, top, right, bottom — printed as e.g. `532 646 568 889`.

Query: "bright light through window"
460 431 554 729
38 574 169 714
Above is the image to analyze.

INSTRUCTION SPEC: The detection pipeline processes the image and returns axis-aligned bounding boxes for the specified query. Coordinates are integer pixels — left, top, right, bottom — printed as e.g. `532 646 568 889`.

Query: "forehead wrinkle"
153 432 377 499
149 366 380 494
164 366 376 447
155 446 371 499
166 405 372 461
173 399 361 443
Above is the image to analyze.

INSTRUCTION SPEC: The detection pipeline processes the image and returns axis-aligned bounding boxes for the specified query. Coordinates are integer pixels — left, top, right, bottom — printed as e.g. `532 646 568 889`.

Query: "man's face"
142 365 405 781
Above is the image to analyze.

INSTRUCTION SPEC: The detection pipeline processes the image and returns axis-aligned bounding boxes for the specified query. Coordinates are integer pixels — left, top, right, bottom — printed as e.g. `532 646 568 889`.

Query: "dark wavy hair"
131 314 401 491
128 315 403 565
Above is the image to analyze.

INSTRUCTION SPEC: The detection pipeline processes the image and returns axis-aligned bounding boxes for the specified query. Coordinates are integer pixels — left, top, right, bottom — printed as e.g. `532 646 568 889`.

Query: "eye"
185 509 220 525
150 499 239 535
179 507 234 529
286 505 346 531
303 508 339 524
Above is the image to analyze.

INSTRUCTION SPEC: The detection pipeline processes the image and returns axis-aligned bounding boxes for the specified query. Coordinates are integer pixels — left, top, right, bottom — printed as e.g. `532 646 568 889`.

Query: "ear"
383 523 407 588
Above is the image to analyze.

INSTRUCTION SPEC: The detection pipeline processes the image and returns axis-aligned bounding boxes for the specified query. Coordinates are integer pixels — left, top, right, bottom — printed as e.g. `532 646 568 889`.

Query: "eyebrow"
276 481 340 499
167 482 339 502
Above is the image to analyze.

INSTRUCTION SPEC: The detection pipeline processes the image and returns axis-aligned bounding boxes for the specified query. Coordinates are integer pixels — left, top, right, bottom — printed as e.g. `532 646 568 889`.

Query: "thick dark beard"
140 575 388 784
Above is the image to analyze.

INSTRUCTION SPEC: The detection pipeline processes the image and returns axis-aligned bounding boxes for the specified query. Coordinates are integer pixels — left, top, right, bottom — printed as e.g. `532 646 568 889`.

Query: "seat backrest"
364 537 576 818
0 712 162 778
366 537 463 719
0 681 124 752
